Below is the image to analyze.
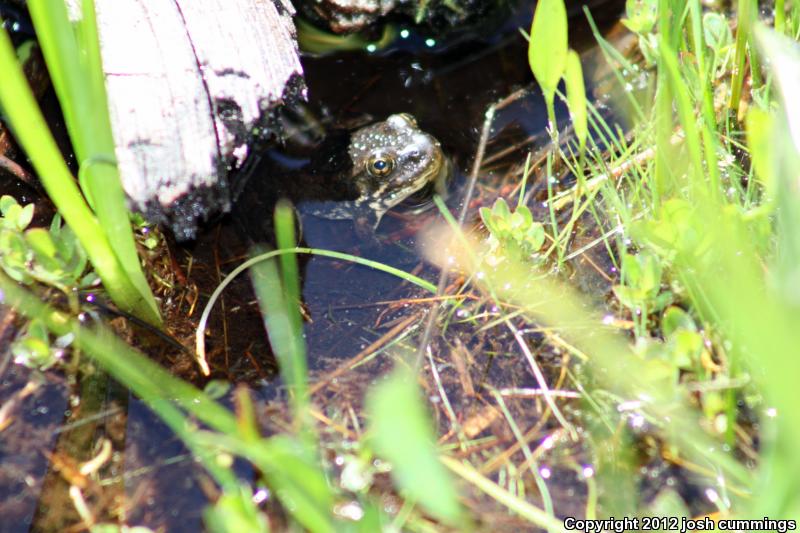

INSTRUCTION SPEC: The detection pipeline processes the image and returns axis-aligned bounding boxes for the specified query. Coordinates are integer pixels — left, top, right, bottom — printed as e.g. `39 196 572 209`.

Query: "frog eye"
366 154 395 177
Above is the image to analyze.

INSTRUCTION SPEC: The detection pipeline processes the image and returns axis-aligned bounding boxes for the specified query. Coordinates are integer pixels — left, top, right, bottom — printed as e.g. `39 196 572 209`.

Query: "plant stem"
0 28 160 325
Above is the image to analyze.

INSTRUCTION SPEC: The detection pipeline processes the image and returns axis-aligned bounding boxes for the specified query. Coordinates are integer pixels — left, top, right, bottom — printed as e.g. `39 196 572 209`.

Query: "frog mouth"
398 152 452 212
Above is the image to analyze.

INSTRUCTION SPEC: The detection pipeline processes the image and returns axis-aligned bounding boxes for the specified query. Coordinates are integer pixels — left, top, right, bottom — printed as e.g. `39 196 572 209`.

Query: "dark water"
226 0 625 372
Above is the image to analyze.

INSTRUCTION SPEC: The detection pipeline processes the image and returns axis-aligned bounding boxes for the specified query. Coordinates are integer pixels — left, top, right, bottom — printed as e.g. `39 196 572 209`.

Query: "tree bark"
94 0 305 240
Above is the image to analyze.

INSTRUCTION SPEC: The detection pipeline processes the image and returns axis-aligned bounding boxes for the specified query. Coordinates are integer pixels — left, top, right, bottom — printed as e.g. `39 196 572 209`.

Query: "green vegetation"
513 0 800 519
2 0 800 529
0 195 96 368
0 0 159 325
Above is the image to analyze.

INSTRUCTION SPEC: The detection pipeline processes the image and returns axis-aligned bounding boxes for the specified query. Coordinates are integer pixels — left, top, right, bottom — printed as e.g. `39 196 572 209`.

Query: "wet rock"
297 0 497 34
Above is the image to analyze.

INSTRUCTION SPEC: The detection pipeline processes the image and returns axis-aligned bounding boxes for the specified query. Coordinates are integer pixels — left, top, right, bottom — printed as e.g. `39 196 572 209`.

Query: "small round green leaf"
528 0 568 107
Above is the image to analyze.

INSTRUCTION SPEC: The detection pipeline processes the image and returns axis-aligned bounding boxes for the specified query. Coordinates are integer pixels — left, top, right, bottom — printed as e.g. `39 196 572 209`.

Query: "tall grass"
0 0 159 324
552 0 799 518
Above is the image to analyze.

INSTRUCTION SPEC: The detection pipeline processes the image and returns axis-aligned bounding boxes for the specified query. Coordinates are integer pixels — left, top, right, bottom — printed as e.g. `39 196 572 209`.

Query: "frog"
300 112 448 228
233 112 449 240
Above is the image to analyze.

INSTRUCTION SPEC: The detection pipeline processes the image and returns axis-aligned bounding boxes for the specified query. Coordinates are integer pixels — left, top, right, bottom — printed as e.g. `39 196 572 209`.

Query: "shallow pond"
0 1 639 530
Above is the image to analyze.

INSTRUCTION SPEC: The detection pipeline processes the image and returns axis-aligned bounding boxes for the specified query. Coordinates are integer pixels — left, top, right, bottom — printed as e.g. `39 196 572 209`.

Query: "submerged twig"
414 104 496 370
309 312 422 395
195 247 435 375
0 152 40 189
504 318 577 440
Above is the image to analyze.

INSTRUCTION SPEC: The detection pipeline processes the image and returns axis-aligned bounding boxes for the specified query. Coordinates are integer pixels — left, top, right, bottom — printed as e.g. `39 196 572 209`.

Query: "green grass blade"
0 272 338 531
688 0 721 197
0 28 158 324
729 0 755 113
27 0 160 321
660 45 704 191
564 50 588 152
776 0 786 32
249 247 309 424
367 368 465 527
583 8 646 122
751 38 800 516
441 456 569 532
274 202 303 332
24 0 86 156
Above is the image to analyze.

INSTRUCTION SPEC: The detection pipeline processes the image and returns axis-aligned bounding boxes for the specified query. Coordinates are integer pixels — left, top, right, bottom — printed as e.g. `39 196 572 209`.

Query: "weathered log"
93 0 306 240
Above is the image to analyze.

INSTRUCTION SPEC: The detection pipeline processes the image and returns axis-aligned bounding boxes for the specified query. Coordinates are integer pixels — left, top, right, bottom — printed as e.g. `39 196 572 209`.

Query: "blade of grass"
0 271 338 532
0 27 159 324
249 248 309 427
195 247 436 373
440 456 568 532
729 0 755 114
274 202 302 321
367 367 466 528
583 8 646 122
563 50 588 154
661 44 704 193
27 0 159 321
252 202 312 429
688 0 721 198
749 27 800 516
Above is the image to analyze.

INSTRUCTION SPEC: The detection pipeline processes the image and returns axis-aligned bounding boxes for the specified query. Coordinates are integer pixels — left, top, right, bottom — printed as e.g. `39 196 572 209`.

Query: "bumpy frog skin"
306 113 448 227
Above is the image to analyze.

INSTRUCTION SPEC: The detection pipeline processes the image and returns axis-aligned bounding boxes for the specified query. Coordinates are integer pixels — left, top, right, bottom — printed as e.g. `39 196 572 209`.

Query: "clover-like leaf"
703 12 733 50
1 201 33 231
58 225 88 279
491 197 511 219
0 230 33 284
79 271 101 288
622 0 658 34
18 203 34 231
613 284 645 311
509 210 528 230
480 206 498 234
0 195 16 215
638 253 663 297
661 306 697 338
49 212 62 237
26 228 57 261
621 253 643 287
516 205 534 227
525 222 546 250
669 329 703 369
11 331 59 369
